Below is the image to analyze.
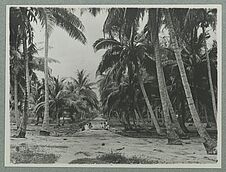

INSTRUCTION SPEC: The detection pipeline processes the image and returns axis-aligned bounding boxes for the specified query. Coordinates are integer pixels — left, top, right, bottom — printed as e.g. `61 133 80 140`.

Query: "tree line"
9 7 218 155
10 7 98 137
93 8 217 154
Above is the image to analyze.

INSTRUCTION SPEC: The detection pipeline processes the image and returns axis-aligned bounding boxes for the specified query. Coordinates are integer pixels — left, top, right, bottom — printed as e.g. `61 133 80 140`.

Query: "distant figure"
104 121 108 127
88 122 93 129
100 122 104 129
84 123 89 130
81 126 85 131
104 121 109 130
105 124 110 130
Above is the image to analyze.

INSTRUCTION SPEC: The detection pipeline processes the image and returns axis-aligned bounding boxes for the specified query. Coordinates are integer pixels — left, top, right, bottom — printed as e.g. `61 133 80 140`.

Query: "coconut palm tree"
93 23 162 134
98 72 138 129
201 9 217 122
9 8 25 129
9 7 37 137
34 76 70 126
168 8 217 123
34 8 87 134
164 8 217 154
145 9 182 144
68 70 99 110
10 48 23 129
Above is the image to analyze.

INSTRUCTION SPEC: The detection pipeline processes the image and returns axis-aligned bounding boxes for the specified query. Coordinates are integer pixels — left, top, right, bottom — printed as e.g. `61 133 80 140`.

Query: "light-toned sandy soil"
9 117 218 164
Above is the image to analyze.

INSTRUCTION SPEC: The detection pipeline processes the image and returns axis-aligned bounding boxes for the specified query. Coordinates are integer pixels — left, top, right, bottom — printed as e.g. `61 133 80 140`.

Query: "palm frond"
93 38 121 52
52 8 86 44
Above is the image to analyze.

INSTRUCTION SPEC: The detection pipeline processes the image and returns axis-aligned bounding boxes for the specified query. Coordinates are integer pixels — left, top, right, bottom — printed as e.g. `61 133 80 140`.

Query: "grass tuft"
69 151 160 164
11 149 58 164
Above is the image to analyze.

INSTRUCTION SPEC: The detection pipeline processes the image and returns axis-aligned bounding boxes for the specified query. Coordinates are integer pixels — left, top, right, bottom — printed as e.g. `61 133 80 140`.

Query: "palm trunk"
134 109 140 125
152 107 158 127
146 109 150 121
178 98 190 133
165 93 188 138
17 37 29 138
122 112 128 130
137 72 162 135
135 109 150 131
202 27 217 122
164 9 217 154
203 104 211 128
161 68 188 137
154 37 181 144
125 113 132 130
56 107 59 126
136 106 146 125
14 73 20 129
41 20 50 134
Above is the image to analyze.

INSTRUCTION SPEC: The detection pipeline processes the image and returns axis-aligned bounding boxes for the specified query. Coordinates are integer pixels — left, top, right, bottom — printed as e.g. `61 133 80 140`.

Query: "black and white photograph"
5 5 222 168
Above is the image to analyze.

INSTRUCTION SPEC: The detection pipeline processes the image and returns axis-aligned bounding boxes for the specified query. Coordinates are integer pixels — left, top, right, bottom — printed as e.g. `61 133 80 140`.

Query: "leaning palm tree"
164 8 217 154
34 8 87 134
94 8 170 135
146 8 182 144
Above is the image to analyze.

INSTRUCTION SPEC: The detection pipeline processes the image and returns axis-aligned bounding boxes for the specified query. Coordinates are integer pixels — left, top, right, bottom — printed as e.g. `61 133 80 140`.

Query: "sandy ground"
9 117 218 164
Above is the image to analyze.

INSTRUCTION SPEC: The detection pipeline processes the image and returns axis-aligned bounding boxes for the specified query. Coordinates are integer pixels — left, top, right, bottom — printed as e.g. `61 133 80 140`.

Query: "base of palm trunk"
16 131 26 138
167 131 183 145
39 130 50 136
203 139 217 155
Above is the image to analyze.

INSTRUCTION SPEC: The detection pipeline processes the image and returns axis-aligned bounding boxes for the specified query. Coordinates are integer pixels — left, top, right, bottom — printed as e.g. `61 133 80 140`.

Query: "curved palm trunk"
154 39 181 144
202 27 217 122
164 9 217 154
41 20 50 134
14 73 20 129
17 37 29 138
137 72 162 135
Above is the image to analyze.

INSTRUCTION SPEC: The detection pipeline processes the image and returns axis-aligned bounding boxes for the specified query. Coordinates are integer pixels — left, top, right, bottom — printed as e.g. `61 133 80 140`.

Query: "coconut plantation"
7 6 220 166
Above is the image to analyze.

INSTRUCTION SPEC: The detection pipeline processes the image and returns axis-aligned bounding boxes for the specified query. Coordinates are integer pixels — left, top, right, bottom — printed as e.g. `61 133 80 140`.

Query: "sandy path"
10 128 217 164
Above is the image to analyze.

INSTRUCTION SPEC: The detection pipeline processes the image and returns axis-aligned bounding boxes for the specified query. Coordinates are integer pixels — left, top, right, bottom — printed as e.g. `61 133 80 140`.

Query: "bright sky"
33 10 108 84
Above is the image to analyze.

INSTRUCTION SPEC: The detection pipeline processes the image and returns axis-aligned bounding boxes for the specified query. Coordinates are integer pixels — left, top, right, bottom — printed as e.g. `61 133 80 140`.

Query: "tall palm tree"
35 8 87 134
9 8 23 129
201 9 217 121
34 76 70 126
10 48 23 129
164 8 217 154
146 9 182 144
93 35 162 135
10 7 36 137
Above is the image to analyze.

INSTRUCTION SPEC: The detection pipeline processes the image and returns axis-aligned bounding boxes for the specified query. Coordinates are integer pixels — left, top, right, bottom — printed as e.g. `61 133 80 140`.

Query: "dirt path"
10 127 217 164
